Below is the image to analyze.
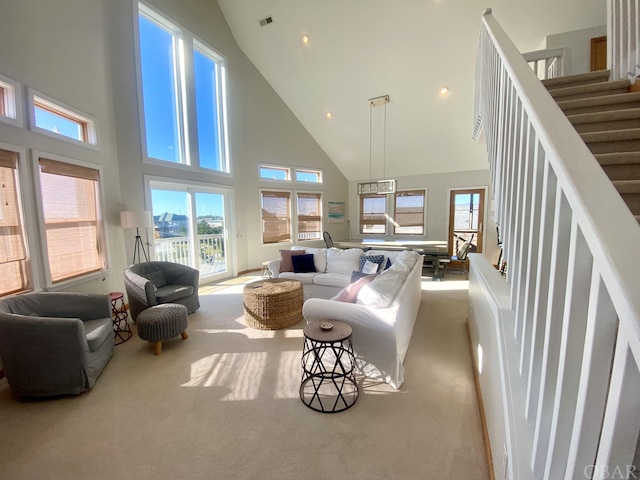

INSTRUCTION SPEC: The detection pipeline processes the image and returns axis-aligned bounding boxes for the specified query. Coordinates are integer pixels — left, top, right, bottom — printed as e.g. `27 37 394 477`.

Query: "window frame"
393 189 426 236
296 190 323 242
31 150 108 287
135 2 231 175
259 164 292 182
260 189 292 244
27 89 99 149
295 168 323 184
0 145 31 296
359 193 387 235
0 73 23 128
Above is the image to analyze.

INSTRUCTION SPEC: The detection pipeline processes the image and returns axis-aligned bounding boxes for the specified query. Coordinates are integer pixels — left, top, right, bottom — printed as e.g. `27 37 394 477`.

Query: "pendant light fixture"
357 94 396 195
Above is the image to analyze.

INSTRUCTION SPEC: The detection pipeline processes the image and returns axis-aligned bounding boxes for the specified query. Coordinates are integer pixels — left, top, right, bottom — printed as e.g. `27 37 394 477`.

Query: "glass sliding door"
151 188 193 266
149 179 232 282
194 192 227 276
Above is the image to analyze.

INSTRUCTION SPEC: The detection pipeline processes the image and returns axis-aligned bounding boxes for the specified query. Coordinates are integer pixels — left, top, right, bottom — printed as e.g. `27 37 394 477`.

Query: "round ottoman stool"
136 304 189 355
243 278 303 330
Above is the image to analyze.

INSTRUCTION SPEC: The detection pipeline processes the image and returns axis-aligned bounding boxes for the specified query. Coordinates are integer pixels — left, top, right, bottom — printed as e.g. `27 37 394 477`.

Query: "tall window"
360 194 387 234
0 149 29 295
137 4 229 173
38 157 104 283
393 190 425 235
261 191 291 243
297 192 322 241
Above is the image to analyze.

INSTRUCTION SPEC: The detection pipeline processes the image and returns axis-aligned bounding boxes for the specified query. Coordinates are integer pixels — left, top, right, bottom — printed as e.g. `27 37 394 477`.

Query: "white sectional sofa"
268 246 423 389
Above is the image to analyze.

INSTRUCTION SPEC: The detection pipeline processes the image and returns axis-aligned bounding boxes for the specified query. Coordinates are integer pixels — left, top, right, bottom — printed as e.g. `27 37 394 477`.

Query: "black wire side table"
300 319 358 413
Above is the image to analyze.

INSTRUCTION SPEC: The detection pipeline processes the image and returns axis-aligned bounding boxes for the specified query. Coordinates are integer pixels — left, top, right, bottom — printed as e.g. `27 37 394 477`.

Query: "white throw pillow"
326 248 363 275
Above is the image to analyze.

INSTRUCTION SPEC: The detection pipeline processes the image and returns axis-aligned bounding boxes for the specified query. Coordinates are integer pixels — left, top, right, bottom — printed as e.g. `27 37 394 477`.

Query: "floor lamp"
121 210 153 264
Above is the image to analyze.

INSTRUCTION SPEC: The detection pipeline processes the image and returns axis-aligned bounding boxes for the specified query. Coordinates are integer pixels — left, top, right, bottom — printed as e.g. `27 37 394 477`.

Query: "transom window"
259 165 291 181
29 91 97 146
295 168 322 183
137 3 229 173
0 74 22 127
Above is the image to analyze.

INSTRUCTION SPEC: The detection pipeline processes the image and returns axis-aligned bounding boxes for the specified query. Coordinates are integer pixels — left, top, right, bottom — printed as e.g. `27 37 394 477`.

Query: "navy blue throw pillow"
359 255 385 273
292 253 316 273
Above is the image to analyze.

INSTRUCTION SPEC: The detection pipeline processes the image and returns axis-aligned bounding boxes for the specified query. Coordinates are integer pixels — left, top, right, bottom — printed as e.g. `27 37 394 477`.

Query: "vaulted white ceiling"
216 1 606 181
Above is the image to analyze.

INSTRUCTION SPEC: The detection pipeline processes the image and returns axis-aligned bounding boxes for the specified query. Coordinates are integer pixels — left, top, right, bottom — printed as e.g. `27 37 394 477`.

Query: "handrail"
473 8 640 479
522 47 564 79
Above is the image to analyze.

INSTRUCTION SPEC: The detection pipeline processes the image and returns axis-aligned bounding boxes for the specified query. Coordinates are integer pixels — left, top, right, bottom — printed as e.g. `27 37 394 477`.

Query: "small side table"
300 320 358 413
110 292 132 345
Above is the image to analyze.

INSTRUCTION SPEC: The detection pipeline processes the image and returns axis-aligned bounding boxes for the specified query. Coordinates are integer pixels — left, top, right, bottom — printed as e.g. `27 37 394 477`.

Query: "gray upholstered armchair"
0 292 114 398
124 261 200 322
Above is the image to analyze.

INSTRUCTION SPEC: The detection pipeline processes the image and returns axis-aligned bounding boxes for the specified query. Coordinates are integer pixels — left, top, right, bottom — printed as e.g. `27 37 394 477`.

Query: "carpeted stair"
543 70 640 222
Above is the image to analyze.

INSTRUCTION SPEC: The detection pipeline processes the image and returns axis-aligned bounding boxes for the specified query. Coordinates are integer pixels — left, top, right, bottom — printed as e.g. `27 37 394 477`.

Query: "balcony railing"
154 234 226 276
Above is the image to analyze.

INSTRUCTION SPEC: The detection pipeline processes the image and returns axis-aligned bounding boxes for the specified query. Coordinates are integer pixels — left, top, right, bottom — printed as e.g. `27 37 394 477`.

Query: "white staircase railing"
472 8 640 480
608 0 640 81
522 48 564 80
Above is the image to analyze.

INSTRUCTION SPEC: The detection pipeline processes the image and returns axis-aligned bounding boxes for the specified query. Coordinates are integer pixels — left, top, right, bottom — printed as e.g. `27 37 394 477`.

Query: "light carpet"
0 274 489 480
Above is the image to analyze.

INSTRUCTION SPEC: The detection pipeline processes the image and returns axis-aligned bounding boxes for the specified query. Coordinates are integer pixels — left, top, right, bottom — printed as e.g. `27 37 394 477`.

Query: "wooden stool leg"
181 330 189 340
153 341 162 355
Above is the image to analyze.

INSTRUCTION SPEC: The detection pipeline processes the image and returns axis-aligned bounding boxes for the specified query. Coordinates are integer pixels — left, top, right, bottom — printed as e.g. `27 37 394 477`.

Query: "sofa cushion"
335 273 378 303
279 272 316 284
313 272 352 289
326 248 363 275
356 270 405 308
292 254 317 273
279 249 305 273
292 246 327 272
155 285 193 303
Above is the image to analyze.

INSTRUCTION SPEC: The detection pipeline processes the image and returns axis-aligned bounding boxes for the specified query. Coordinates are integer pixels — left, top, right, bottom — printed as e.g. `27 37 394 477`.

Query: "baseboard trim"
466 318 495 480
238 268 261 276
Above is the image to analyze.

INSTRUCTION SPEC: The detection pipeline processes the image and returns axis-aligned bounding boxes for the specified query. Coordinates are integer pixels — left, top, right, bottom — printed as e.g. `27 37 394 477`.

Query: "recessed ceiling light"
326 111 333 119
302 34 310 45
439 87 449 96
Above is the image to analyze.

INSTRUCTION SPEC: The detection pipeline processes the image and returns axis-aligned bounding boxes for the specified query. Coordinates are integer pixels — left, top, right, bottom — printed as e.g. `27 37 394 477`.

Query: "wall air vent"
259 16 274 27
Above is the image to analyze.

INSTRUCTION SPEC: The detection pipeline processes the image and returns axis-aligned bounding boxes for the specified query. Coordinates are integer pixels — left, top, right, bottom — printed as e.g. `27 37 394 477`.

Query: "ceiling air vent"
259 16 273 27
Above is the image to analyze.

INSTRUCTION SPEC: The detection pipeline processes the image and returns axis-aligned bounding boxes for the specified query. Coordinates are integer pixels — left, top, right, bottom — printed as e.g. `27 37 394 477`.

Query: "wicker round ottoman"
136 303 189 355
243 279 303 329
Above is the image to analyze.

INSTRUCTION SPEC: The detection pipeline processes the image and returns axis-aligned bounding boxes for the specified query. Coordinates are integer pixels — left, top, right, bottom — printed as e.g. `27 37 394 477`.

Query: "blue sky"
151 190 224 218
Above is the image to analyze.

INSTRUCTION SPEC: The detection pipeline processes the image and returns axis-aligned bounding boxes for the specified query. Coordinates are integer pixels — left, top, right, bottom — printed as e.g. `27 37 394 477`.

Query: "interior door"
590 36 607 71
448 189 485 256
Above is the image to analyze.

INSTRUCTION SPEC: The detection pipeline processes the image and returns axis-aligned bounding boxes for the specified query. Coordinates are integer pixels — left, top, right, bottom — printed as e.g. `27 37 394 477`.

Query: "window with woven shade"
38 157 105 283
0 149 29 296
261 190 291 244
393 189 425 235
360 194 386 234
297 192 322 241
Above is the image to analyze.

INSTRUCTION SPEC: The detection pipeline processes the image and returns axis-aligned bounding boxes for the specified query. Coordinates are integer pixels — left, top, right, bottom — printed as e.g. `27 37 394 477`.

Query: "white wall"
546 25 608 75
106 0 348 276
0 0 348 296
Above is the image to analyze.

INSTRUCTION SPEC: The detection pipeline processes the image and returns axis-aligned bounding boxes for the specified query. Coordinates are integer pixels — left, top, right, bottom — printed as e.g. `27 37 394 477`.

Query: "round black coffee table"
300 319 358 413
